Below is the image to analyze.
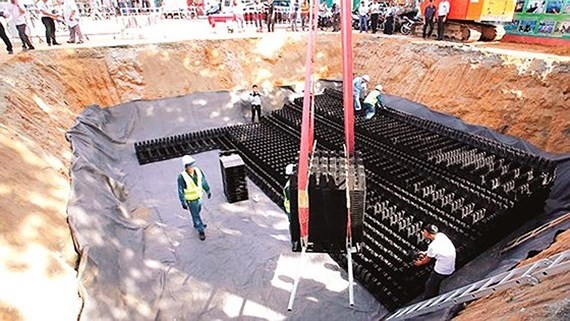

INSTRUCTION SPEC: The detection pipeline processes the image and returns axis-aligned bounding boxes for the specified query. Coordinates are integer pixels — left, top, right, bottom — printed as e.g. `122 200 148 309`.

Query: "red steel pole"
341 0 354 156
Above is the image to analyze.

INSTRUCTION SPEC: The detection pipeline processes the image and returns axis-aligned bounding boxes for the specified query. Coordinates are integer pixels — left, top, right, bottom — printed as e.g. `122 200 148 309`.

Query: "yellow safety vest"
364 89 381 105
283 180 291 214
181 169 203 201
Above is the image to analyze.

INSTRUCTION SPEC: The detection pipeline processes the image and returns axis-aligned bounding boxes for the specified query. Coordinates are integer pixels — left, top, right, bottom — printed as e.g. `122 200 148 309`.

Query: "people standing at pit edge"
437 0 450 41
7 0 35 51
363 84 385 119
358 0 369 33
422 0 436 39
37 0 61 46
0 10 14 55
178 156 212 241
414 224 456 299
265 0 275 32
369 0 380 34
62 0 84 44
249 85 262 122
352 74 370 111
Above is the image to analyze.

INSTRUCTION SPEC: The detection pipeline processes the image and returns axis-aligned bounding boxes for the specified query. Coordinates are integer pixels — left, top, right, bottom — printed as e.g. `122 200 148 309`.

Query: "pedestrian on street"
437 0 450 41
422 0 436 39
7 0 35 51
0 10 14 54
352 74 370 111
249 84 262 122
178 155 212 241
37 0 61 46
363 84 385 119
414 224 457 299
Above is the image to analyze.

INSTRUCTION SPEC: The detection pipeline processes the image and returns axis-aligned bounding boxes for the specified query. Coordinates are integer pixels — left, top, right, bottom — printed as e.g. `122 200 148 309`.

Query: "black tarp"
66 85 569 321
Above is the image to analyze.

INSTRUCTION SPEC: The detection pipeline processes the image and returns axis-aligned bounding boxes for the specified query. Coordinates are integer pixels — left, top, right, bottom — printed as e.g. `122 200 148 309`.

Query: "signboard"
508 0 570 38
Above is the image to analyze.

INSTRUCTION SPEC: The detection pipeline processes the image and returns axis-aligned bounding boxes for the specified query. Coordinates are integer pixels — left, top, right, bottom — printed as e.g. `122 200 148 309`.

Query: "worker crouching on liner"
414 224 457 299
178 155 212 241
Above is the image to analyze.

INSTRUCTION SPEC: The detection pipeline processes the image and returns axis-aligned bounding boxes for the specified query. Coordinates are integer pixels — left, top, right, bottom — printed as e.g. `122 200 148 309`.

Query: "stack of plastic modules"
219 150 249 203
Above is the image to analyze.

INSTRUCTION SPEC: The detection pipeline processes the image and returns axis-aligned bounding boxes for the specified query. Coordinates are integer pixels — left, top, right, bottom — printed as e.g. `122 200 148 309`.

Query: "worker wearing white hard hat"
363 83 386 120
177 155 212 241
352 75 370 111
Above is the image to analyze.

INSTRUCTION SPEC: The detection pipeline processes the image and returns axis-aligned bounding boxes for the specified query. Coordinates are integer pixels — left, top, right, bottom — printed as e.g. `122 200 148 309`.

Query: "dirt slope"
454 229 570 321
0 34 568 320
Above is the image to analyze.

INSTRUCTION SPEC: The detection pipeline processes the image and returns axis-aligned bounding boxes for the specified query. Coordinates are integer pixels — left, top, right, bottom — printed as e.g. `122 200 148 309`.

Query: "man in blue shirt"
353 74 370 111
177 155 212 241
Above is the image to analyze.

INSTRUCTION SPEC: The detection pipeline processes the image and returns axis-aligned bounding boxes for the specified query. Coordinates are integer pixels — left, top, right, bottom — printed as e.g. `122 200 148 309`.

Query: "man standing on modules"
178 155 212 241
352 74 370 111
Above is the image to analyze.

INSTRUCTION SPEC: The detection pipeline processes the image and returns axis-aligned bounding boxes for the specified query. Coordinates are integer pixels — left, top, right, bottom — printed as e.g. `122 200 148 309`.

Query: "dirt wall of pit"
0 34 568 320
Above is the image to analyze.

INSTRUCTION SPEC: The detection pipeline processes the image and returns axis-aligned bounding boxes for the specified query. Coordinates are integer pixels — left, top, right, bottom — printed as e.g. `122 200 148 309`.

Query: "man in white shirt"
249 84 262 122
369 0 380 33
37 0 61 46
436 0 450 41
0 8 14 54
414 223 456 299
358 1 369 33
61 0 84 44
7 0 35 50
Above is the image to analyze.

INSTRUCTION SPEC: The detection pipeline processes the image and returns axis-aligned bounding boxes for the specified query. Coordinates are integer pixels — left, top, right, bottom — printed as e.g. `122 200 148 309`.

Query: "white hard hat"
285 164 295 175
375 84 383 91
182 155 196 167
362 75 370 82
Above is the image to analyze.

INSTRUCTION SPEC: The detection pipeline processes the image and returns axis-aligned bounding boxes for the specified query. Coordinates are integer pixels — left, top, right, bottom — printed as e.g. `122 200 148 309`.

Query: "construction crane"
420 0 516 41
287 0 359 311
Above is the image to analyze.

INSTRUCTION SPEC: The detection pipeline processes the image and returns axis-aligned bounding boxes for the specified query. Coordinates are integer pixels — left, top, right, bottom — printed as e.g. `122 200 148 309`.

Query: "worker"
283 164 298 250
363 84 385 119
436 0 450 41
352 75 370 111
178 155 212 241
249 84 262 122
414 224 456 299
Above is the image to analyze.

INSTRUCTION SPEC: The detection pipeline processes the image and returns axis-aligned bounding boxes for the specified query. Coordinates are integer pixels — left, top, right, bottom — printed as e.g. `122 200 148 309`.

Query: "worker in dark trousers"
414 224 456 299
249 84 262 122
37 0 61 46
283 164 299 251
0 11 13 54
7 0 35 51
178 155 212 241
423 0 436 39
437 0 450 41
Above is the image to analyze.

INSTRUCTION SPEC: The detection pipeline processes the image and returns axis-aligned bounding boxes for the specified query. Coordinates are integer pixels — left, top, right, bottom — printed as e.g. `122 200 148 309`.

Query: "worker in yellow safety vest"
363 84 385 120
178 155 212 241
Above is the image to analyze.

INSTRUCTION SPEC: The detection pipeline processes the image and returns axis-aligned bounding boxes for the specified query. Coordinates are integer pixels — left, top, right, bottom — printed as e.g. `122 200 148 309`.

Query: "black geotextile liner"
66 89 386 321
67 85 569 321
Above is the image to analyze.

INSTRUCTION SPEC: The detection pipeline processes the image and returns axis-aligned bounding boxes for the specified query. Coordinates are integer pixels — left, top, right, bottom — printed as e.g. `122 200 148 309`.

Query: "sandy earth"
0 33 568 320
454 229 570 321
